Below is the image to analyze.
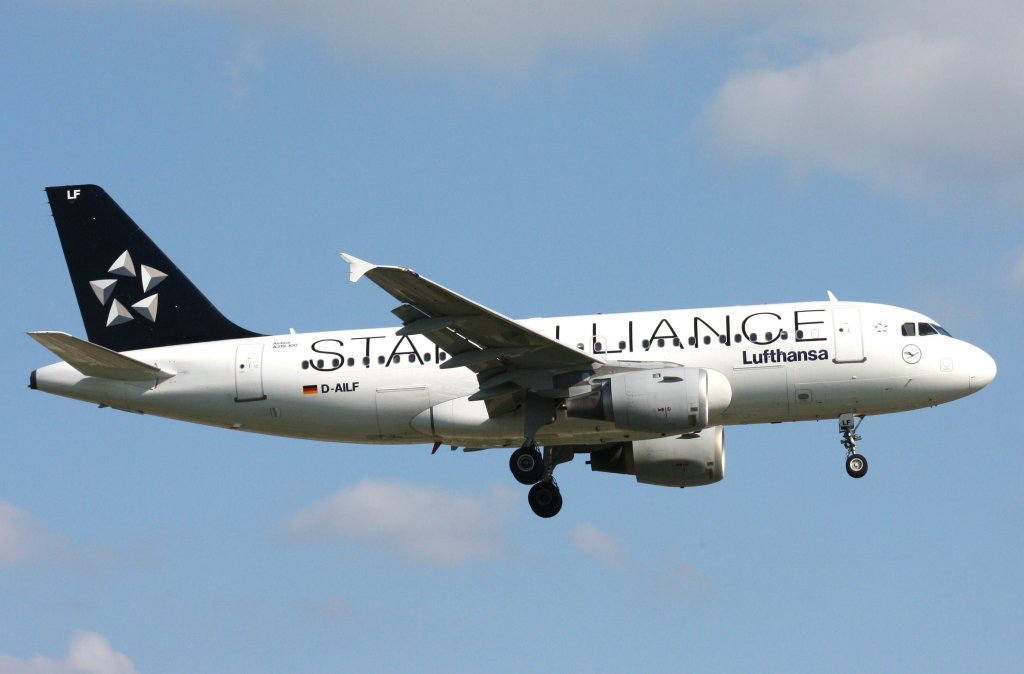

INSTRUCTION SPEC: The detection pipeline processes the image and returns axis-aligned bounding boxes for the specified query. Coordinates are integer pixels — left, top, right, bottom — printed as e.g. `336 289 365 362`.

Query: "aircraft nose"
968 346 997 392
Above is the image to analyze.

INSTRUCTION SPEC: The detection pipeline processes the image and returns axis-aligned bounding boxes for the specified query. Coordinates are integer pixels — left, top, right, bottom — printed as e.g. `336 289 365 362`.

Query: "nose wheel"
839 413 868 479
845 452 868 478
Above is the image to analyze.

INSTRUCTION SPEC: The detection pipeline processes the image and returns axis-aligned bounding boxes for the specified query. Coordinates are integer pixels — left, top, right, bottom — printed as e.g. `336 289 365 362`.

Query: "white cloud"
278 479 515 566
0 500 64 567
567 522 712 599
569 522 632 569
1010 250 1024 290
0 501 139 573
140 0 767 71
701 1 1024 196
0 631 137 674
296 595 352 626
225 38 262 102
69 1 1024 196
655 561 713 601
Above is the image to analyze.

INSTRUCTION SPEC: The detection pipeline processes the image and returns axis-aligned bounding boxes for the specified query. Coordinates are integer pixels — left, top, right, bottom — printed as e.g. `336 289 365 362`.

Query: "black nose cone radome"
29 369 37 390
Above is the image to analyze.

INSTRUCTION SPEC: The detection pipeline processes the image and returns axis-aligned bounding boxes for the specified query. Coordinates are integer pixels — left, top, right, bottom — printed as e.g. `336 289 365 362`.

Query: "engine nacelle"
565 367 732 434
588 427 725 488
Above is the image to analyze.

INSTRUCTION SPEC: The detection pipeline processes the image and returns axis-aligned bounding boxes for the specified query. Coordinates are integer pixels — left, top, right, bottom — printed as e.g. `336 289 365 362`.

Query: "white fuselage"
33 300 995 449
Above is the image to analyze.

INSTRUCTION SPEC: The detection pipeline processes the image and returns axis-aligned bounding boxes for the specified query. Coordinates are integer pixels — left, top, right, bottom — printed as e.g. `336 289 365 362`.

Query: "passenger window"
918 323 938 336
901 322 916 337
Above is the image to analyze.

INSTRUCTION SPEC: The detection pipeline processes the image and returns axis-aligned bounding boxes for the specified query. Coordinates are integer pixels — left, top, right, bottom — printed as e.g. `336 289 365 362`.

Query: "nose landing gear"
840 413 868 478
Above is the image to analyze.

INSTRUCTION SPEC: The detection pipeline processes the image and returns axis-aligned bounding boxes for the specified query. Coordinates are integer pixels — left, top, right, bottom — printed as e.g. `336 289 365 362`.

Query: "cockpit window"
916 322 951 337
907 321 952 337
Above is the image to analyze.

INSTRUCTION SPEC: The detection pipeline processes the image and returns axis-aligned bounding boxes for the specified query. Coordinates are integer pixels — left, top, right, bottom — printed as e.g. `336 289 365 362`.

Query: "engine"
587 427 725 488
564 367 732 434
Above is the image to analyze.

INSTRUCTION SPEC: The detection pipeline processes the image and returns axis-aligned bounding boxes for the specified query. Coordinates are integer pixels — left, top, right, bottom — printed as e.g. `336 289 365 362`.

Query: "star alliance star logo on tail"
89 250 167 327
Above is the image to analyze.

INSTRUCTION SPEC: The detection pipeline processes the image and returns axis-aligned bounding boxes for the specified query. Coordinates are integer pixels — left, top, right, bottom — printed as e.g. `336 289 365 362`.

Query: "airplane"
29 185 997 518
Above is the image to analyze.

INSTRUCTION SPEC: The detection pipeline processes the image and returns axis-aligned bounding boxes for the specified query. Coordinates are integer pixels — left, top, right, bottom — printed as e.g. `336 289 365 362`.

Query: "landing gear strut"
509 394 574 517
839 413 868 479
509 443 573 517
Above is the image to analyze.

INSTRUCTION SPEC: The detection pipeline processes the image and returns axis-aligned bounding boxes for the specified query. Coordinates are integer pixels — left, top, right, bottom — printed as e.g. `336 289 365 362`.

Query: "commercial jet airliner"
29 186 997 517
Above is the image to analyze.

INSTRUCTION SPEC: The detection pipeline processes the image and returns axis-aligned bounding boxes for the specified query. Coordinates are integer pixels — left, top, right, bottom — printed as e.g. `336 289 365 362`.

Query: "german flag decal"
302 385 318 395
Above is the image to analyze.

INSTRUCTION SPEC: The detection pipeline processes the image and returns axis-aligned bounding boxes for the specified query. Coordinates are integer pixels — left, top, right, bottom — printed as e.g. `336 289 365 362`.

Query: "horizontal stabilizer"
28 331 174 381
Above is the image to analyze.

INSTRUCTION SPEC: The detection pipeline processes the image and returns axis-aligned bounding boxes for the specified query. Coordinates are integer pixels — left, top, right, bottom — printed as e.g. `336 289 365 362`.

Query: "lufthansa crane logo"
89 250 167 327
902 344 922 364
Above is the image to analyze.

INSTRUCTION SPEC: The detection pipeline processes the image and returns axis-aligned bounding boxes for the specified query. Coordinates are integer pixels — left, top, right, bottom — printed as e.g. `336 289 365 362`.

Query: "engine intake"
565 367 732 434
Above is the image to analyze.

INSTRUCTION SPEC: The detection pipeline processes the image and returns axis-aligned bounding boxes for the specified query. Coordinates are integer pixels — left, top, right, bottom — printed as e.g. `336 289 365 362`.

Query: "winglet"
340 253 375 283
827 290 839 302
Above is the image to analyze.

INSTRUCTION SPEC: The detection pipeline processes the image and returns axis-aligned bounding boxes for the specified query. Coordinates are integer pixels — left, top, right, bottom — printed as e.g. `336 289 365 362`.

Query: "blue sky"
3 1 1022 672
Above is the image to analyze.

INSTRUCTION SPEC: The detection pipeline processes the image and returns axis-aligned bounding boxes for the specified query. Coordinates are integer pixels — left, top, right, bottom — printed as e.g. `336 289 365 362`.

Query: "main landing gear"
839 413 868 479
509 445 544 485
510 443 572 518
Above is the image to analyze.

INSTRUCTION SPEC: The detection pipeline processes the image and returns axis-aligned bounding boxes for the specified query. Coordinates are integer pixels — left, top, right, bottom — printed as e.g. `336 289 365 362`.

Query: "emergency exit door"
832 308 866 363
235 343 267 402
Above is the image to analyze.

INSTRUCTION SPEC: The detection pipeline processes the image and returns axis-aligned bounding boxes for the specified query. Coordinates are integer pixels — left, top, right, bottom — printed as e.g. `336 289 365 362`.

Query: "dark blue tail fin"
46 185 262 351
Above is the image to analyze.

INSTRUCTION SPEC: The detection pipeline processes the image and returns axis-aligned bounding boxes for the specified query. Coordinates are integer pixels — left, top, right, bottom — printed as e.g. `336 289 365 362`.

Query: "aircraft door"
235 343 267 402
832 308 865 363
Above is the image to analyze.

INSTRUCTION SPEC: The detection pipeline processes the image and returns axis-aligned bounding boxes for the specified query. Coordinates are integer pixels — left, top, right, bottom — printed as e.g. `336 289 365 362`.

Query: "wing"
341 254 603 408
